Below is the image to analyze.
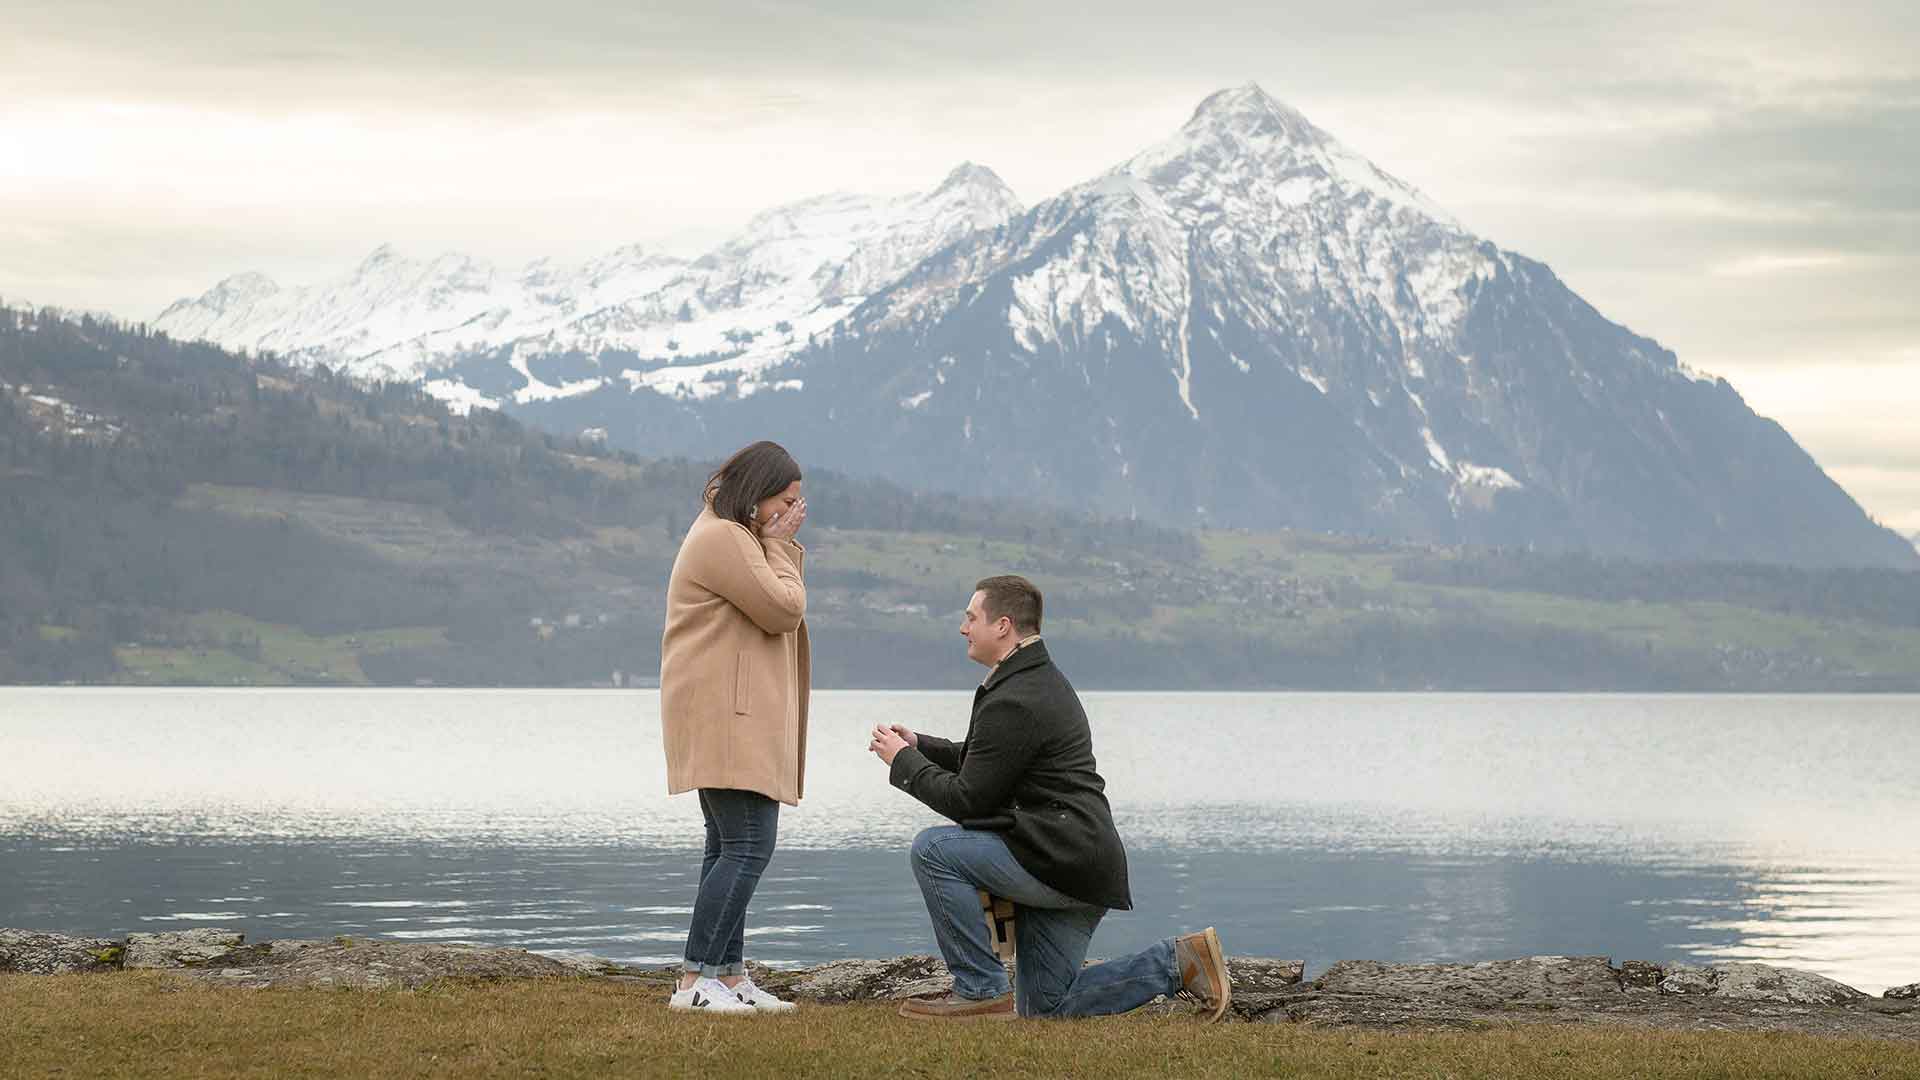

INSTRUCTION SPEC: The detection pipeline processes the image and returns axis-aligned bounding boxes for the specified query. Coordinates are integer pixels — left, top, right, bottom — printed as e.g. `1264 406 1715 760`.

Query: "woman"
660 440 810 1014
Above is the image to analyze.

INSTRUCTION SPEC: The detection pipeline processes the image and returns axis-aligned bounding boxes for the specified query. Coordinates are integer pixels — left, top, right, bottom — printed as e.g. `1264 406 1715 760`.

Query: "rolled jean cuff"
683 960 746 978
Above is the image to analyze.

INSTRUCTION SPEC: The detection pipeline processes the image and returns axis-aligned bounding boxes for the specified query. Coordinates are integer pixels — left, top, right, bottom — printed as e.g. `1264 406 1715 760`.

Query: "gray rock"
124 929 249 969
781 955 952 1003
1220 957 1310 1018
1660 963 1868 1006
1315 955 1624 1007
5 927 1914 1040
1713 964 1868 1005
1229 956 1306 992
540 951 622 976
885 975 960 1000
1618 960 1663 990
192 941 583 990
0 929 123 974
1658 965 1718 996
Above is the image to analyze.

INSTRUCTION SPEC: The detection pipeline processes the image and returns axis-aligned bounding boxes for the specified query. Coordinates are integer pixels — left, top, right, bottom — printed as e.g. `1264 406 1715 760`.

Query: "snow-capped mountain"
513 84 1911 567
156 85 1917 568
803 85 1608 521
154 163 1023 407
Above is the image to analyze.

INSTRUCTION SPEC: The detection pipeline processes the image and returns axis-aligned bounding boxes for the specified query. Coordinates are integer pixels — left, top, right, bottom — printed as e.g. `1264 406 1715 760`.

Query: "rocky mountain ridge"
153 85 1918 568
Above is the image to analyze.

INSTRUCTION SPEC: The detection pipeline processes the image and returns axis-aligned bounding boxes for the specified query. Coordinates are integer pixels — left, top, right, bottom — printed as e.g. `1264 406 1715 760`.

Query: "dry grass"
6 974 1919 1079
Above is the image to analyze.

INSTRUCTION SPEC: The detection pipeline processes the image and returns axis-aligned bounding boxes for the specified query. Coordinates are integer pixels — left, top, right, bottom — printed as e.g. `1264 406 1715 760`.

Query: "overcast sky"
4 1 1916 532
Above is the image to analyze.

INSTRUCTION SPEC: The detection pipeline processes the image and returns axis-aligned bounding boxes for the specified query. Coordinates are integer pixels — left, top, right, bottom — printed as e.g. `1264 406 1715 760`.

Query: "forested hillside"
4 304 1918 690
0 304 1188 686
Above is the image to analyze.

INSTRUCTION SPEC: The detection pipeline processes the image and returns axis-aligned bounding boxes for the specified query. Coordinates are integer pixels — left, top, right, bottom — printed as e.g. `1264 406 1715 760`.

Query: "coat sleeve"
914 733 963 772
889 699 1035 822
693 526 807 635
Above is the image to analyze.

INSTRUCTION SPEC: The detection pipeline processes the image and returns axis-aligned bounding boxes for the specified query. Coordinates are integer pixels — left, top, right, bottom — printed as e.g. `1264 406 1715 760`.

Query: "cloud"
1710 253 1860 277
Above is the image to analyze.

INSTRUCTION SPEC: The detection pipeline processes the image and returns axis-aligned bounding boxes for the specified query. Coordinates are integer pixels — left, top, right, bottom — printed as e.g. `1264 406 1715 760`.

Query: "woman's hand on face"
760 497 806 541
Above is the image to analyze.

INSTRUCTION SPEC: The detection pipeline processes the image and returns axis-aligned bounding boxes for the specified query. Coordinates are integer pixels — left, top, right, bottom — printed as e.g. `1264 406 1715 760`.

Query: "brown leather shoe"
1173 927 1233 1022
897 992 1017 1021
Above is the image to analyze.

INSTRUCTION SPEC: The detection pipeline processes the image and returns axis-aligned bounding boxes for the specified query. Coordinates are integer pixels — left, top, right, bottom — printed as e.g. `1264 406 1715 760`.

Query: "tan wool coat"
659 506 810 805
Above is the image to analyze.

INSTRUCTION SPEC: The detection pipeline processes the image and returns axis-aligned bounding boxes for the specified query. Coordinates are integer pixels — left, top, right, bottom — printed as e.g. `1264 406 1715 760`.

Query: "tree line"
5 301 1914 689
1394 548 1920 631
0 303 1192 683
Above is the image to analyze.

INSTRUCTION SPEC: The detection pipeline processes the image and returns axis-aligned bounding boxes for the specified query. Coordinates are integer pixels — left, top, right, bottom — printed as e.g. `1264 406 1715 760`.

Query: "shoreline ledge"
4 928 1915 1038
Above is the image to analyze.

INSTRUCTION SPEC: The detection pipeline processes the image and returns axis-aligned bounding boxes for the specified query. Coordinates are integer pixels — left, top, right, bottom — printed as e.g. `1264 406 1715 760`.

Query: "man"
867 575 1234 1021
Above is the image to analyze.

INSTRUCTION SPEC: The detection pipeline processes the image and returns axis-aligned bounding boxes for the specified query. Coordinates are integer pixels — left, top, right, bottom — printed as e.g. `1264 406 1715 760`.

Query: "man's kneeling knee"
908 826 944 871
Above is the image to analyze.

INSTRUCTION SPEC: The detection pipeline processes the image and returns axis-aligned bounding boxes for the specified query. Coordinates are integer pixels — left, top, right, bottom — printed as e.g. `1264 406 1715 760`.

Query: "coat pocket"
733 651 751 715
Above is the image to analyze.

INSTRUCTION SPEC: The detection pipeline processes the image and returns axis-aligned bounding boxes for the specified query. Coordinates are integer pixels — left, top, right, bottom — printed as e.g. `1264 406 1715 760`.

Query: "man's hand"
868 724 909 766
887 723 918 749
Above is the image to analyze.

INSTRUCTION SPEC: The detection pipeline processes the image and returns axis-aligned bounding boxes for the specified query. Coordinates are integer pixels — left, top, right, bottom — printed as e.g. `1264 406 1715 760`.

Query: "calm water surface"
2 689 1915 993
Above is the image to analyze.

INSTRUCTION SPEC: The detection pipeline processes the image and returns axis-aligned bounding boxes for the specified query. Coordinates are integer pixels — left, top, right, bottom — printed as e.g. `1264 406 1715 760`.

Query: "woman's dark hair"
706 441 802 529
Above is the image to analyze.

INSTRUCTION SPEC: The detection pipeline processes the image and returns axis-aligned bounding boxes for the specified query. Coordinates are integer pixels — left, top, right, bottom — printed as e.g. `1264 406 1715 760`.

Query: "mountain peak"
213 271 279 299
358 243 403 272
179 271 280 315
935 161 1009 194
155 270 280 321
915 161 1023 239
931 162 1023 222
1117 84 1457 231
1185 82 1318 143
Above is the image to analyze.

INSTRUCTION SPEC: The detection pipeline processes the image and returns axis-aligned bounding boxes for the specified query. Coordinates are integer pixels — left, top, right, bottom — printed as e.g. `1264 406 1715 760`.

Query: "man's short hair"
974 575 1042 635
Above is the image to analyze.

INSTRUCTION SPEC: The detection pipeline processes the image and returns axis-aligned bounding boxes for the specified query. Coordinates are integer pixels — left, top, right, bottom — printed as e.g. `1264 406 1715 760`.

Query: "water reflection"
8 829 1916 992
2 689 1916 992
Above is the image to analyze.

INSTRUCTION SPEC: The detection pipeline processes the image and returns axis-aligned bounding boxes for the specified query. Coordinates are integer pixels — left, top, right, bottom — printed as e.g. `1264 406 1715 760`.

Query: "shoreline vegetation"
3 930 1917 1079
8 306 1920 692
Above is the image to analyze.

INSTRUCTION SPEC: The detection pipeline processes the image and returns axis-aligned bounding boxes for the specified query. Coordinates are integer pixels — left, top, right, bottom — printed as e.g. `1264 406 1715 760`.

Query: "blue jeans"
683 788 779 977
908 825 1181 1018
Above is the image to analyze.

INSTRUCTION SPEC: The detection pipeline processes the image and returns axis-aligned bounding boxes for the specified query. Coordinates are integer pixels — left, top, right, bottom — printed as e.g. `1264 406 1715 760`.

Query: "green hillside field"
6 303 1919 691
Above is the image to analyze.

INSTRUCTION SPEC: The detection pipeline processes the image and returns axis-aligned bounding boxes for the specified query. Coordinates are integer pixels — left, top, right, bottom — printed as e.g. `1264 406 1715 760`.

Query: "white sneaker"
668 977 757 1015
730 977 797 1013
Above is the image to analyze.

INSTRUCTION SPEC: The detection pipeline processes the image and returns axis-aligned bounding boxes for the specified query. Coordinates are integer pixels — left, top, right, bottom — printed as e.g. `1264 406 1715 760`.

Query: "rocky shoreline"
4 928 1915 1039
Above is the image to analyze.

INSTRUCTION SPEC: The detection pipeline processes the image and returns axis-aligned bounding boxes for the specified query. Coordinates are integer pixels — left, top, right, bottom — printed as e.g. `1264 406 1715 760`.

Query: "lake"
2 689 1916 994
